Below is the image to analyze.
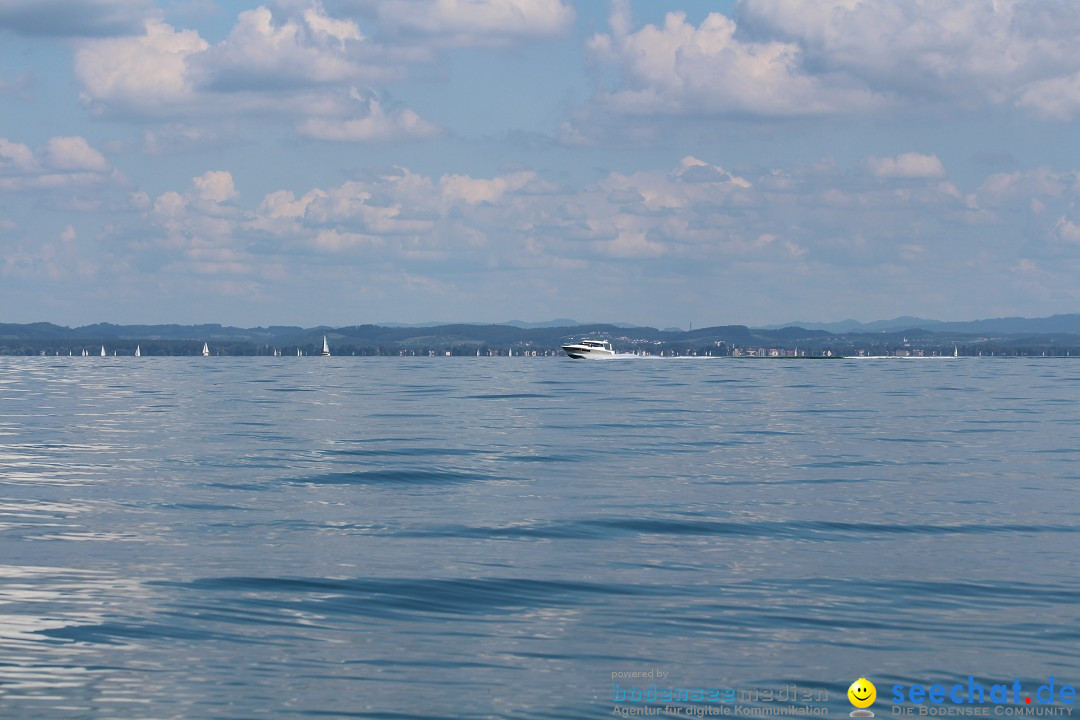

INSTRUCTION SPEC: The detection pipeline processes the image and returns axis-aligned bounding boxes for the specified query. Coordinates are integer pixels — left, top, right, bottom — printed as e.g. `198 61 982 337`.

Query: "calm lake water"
1 356 1079 719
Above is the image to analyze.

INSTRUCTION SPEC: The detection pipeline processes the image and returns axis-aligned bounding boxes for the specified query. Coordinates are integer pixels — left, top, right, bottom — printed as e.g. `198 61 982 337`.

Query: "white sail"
135 345 141 357
100 345 106 357
202 342 210 357
321 335 331 356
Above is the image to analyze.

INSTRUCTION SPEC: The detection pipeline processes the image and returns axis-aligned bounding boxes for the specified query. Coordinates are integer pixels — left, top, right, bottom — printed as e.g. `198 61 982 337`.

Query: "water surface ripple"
1 357 1078 718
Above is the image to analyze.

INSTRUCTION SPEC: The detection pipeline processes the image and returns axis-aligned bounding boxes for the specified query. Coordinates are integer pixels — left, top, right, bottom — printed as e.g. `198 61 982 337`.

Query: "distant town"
4 315 1080 357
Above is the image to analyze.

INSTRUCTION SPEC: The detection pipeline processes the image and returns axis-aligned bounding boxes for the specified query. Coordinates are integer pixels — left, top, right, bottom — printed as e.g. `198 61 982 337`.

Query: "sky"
4 0 1080 329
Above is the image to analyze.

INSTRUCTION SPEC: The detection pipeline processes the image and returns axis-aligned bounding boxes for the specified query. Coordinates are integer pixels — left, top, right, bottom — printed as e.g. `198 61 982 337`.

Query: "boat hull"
561 345 616 359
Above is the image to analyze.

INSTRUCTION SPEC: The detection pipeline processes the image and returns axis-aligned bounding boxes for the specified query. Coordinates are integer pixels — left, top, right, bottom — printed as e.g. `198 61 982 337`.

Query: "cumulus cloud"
303 5 364 46
1016 73 1080 121
61 151 1080 321
584 0 1080 120
44 137 110 172
71 3 437 143
346 0 575 46
192 5 378 92
0 138 38 173
737 0 1080 105
145 171 262 279
868 152 947 180
296 91 443 141
586 1 883 116
74 19 208 113
0 135 114 191
972 168 1075 208
1055 217 1080 245
0 0 150 38
192 171 238 204
235 157 767 266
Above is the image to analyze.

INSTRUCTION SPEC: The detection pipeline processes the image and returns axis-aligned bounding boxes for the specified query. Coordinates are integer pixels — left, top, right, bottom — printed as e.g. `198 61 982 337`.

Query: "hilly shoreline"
4 315 1080 356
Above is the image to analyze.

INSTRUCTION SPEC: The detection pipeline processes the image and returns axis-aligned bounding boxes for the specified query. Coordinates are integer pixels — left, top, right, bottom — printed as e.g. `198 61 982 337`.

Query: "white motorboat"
561 339 616 359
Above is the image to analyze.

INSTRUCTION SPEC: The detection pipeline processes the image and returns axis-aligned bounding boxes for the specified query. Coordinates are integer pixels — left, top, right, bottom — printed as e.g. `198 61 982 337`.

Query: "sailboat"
202 342 210 357
135 345 141 357
321 336 331 357
100 345 106 357
297 348 302 357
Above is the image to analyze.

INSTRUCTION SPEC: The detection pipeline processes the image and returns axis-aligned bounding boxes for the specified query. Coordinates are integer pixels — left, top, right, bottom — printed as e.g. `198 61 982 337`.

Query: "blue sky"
4 0 1080 328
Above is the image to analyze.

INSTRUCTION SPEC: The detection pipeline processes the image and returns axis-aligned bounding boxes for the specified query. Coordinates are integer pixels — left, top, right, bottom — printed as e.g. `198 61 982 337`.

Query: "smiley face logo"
848 678 876 709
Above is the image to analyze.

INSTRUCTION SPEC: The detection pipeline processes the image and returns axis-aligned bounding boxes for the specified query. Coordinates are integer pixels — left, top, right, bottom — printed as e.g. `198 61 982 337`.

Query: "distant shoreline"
3 318 1080 357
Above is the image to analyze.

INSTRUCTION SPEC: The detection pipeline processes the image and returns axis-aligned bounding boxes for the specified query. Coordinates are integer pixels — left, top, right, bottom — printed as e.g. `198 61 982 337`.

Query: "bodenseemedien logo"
849 678 877 717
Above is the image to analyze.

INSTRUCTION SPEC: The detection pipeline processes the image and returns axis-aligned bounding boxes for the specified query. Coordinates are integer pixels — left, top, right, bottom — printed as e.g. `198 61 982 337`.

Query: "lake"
1 356 1078 718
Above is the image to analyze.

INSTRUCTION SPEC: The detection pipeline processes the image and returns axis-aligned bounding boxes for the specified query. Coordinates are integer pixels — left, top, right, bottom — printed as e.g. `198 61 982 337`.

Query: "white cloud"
236 157 771 266
193 5 376 92
153 190 186 218
82 153 1080 322
439 170 539 205
296 93 443 141
74 19 208 113
0 135 114 192
585 0 1080 120
973 168 1075 208
675 156 751 187
45 137 110 172
1016 72 1080 121
192 171 238 204
304 5 364 46
72 4 435 144
737 0 1080 105
74 10 374 115
586 3 883 116
146 172 259 279
868 152 947 180
1055 217 1080 245
151 171 239 227
0 138 38 173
